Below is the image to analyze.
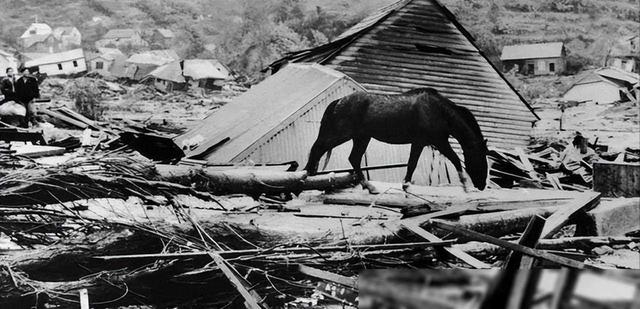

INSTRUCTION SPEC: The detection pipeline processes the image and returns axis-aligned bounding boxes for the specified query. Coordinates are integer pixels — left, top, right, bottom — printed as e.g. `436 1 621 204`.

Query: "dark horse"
304 88 489 194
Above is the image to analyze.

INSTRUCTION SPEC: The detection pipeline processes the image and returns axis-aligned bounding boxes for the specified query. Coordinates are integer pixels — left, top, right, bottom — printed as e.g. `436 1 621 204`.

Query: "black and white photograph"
0 0 638 308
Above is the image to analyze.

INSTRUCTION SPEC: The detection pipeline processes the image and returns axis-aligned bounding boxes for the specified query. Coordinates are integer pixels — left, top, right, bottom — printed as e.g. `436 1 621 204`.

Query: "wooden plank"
39 108 89 129
516 147 540 181
540 193 601 239
14 145 66 158
209 253 264 309
430 220 588 269
298 264 357 289
401 204 476 225
402 221 491 268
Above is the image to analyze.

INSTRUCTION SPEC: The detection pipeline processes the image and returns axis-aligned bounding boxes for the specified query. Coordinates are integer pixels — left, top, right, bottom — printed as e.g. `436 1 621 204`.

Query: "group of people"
0 67 40 127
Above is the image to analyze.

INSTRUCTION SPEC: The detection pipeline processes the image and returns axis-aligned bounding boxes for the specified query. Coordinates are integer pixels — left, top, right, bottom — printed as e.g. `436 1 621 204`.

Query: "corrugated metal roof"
144 60 185 83
174 63 366 161
268 0 538 150
500 42 564 61
25 48 85 67
183 59 228 80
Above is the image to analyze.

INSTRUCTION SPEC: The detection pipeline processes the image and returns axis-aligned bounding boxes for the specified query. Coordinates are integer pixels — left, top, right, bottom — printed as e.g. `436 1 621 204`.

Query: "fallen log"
425 206 560 238
155 165 357 195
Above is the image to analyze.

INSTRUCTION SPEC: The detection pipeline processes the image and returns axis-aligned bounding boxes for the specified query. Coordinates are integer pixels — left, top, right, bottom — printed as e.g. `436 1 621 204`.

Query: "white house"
24 48 87 76
563 67 640 104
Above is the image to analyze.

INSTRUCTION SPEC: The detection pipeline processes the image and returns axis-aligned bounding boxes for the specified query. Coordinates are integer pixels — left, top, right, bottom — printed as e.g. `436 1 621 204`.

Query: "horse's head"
463 139 489 190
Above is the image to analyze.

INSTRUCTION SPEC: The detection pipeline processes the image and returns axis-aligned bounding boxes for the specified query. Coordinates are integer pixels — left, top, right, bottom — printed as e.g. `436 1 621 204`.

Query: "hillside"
0 0 637 79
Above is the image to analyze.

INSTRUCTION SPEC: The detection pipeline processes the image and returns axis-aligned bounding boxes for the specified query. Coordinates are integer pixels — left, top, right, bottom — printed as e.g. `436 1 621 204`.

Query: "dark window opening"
549 63 555 72
95 61 104 69
527 63 534 74
57 63 63 70
73 60 78 67
29 30 36 34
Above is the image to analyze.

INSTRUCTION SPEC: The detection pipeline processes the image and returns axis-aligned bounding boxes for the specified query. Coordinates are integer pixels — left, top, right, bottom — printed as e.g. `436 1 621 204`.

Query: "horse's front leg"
349 137 378 194
403 143 424 192
436 142 475 193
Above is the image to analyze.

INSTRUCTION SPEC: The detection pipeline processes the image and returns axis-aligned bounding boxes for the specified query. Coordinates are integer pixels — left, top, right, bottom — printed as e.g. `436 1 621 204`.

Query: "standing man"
0 67 17 104
15 67 40 127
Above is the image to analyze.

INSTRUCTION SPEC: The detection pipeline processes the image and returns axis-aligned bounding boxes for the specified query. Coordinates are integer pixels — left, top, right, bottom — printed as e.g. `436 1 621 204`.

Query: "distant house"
19 23 82 53
96 29 148 49
151 29 175 47
0 49 18 76
140 60 186 92
52 26 82 50
20 23 53 52
24 48 87 76
501 42 566 76
87 47 126 76
124 49 179 80
183 59 230 90
606 35 639 73
563 67 639 104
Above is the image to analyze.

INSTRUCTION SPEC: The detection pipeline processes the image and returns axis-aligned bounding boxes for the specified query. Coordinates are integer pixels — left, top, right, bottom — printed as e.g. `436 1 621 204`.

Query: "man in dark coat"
0 67 16 104
15 67 40 127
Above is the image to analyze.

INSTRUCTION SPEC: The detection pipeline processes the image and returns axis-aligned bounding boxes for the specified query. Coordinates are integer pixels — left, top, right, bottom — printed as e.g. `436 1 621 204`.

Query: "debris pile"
488 133 638 191
0 146 638 308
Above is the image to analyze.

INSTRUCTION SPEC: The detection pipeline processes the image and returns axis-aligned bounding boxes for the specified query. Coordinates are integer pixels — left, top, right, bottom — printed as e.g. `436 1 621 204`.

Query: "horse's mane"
404 88 485 143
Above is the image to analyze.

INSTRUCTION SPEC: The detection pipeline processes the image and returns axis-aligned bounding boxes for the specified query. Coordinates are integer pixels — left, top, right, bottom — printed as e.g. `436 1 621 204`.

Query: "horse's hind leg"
436 142 474 192
349 137 378 194
403 143 424 192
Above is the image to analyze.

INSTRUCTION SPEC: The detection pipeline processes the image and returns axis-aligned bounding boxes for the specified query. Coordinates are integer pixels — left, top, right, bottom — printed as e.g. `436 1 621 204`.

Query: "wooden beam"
430 220 589 269
540 193 601 239
401 221 491 269
209 253 265 309
506 270 543 309
298 264 357 289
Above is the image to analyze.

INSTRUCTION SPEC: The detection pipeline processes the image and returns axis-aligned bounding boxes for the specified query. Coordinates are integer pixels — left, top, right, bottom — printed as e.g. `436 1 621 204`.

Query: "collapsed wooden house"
261 0 539 185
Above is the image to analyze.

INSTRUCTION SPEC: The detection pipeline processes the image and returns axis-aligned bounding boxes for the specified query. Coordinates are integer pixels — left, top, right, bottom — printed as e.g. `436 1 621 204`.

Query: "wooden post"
549 268 580 309
79 288 89 309
505 215 546 270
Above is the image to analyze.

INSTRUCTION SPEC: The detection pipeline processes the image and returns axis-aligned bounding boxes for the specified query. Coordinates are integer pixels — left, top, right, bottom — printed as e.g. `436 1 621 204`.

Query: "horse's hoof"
402 182 411 192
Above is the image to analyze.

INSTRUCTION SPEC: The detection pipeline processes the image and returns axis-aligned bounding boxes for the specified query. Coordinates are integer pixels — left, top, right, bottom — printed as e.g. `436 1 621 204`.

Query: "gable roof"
500 42 564 61
595 67 639 85
22 33 54 48
183 59 228 80
24 48 85 67
143 60 185 83
174 63 366 161
267 0 538 148
20 23 52 38
103 29 139 39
